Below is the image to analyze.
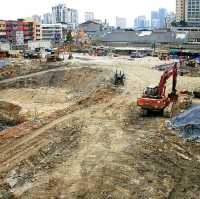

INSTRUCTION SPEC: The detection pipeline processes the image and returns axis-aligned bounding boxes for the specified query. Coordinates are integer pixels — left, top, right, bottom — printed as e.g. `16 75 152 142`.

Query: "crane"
137 63 178 116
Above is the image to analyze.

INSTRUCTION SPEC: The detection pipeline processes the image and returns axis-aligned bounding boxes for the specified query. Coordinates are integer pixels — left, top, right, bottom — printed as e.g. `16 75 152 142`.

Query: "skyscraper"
185 0 200 25
85 12 94 22
166 12 176 28
158 8 167 28
176 0 200 25
32 15 42 23
43 13 52 24
134 16 149 29
151 11 159 29
176 0 185 22
51 4 78 28
52 4 66 24
116 17 127 29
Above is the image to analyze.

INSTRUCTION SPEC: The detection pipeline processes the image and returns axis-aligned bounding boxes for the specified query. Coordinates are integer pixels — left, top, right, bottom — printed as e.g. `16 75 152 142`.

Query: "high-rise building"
116 17 126 29
134 16 149 29
151 11 159 29
52 4 78 28
85 12 94 22
70 9 79 27
176 0 186 22
32 15 42 23
185 0 200 25
52 4 66 24
176 0 200 25
43 13 52 24
151 8 168 29
158 8 167 28
166 12 176 28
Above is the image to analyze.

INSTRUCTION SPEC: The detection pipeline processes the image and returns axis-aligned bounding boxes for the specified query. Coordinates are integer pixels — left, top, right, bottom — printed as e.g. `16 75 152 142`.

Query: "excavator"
137 63 178 116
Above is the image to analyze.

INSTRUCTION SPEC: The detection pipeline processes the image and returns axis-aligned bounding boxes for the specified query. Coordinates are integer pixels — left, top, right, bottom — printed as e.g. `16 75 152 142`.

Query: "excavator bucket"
114 70 125 86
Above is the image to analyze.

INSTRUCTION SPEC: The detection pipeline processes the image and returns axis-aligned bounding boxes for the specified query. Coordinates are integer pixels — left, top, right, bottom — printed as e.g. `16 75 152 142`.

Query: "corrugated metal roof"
102 31 187 43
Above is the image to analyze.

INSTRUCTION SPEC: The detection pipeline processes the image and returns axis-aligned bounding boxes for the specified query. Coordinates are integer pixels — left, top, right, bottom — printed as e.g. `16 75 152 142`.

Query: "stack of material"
169 105 200 141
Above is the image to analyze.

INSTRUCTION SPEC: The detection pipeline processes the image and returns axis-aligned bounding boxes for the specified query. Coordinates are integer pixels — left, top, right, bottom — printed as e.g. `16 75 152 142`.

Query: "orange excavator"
137 63 178 116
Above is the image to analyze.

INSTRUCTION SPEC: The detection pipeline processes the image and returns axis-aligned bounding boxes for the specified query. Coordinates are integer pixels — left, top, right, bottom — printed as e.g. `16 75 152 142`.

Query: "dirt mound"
0 101 24 128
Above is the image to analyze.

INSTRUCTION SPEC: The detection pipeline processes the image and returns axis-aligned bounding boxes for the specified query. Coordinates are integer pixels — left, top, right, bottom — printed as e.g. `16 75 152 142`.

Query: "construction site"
1 50 200 199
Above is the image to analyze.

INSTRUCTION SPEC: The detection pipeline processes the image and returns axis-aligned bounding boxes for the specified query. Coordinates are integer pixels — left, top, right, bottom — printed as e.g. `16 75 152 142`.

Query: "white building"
52 4 66 24
70 9 79 28
43 13 52 24
42 24 68 41
116 17 127 29
0 43 10 51
52 4 78 28
32 15 42 23
85 12 94 22
28 40 52 50
16 31 24 46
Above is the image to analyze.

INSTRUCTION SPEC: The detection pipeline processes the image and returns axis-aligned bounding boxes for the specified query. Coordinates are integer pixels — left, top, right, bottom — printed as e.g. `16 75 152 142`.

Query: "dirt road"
1 56 200 199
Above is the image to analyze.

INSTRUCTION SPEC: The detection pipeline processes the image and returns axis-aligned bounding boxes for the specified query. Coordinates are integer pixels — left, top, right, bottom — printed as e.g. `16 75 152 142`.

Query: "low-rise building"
0 20 6 41
28 40 52 50
5 19 35 46
0 42 10 51
79 21 102 37
101 30 187 46
33 22 42 41
172 26 200 43
42 24 68 42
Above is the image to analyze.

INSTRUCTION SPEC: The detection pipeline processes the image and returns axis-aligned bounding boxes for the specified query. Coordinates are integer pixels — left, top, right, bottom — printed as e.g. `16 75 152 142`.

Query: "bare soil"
1 55 200 199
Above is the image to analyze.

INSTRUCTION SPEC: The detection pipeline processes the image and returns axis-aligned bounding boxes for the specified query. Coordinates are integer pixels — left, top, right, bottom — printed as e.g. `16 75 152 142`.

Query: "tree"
65 30 73 44
65 30 74 60
171 20 177 27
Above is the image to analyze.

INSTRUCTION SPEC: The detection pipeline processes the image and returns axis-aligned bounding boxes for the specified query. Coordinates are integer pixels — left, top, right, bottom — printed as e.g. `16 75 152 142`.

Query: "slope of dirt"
0 67 113 120
1 56 200 199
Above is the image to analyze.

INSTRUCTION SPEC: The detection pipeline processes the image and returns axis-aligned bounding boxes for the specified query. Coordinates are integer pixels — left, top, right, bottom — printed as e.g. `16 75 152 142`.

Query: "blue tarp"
170 105 200 142
195 57 200 64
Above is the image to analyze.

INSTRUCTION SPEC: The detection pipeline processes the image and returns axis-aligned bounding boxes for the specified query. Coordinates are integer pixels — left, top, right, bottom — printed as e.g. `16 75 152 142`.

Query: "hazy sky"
0 0 175 27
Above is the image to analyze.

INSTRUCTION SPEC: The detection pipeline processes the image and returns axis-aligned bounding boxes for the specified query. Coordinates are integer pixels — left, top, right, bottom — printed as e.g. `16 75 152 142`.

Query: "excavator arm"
158 63 178 97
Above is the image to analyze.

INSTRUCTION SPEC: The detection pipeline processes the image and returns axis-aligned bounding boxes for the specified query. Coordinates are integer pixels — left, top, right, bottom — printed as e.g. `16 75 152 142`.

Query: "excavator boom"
158 63 178 97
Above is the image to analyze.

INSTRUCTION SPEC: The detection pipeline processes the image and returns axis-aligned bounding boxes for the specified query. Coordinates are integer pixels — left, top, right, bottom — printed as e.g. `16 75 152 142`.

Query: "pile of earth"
0 101 24 131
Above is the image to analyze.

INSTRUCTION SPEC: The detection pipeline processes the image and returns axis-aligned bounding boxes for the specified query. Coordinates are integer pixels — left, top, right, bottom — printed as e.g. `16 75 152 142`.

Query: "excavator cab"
143 86 159 98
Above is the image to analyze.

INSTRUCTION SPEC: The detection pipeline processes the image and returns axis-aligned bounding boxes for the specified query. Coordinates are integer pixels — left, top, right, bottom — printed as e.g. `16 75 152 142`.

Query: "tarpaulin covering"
169 105 200 141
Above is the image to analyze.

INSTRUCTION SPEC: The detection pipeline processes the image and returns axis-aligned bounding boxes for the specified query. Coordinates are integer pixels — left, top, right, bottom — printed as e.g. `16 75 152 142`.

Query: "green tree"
65 30 73 44
171 20 177 27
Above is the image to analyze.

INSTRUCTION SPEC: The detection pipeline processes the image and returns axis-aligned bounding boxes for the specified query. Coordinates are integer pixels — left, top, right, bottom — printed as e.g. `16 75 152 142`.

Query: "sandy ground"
1 55 200 198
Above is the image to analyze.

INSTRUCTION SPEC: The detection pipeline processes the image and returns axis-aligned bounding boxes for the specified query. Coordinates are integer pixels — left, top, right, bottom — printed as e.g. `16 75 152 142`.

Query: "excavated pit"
0 67 114 121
